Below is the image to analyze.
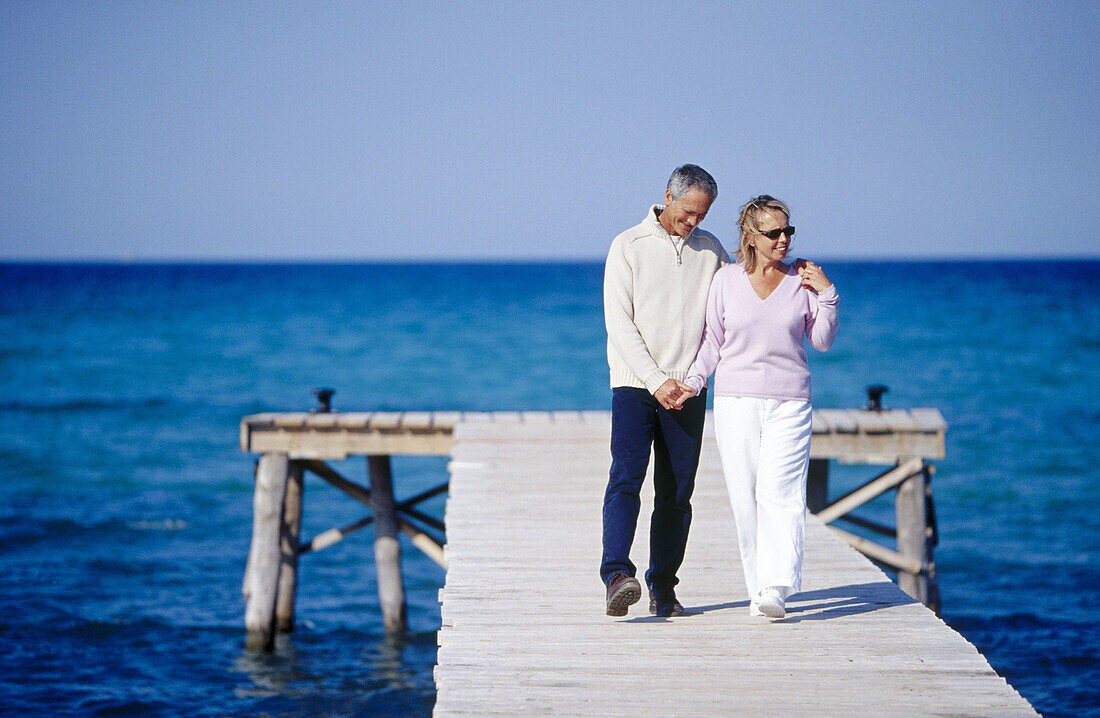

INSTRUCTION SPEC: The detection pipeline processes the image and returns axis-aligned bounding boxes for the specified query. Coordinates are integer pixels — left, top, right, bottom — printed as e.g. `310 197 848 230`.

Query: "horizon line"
2 254 1099 266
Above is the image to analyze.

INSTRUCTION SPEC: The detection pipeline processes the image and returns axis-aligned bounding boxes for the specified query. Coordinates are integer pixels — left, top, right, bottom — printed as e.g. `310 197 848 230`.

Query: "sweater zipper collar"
652 205 691 266
672 234 690 266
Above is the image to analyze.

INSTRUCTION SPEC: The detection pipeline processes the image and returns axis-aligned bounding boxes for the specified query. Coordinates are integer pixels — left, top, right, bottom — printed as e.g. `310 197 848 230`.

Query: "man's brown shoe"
605 573 641 616
649 586 685 617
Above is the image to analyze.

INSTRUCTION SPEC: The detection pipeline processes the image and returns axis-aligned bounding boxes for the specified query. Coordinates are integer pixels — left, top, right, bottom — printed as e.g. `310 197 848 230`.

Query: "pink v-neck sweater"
684 263 839 401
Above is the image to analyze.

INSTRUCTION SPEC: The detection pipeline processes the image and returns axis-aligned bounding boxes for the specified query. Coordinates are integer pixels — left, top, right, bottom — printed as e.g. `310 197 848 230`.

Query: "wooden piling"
806 458 829 513
276 461 304 633
895 457 939 612
368 454 407 633
243 452 290 651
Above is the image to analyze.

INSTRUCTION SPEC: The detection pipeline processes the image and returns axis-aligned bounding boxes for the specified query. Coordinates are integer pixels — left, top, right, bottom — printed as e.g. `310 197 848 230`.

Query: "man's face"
662 188 713 237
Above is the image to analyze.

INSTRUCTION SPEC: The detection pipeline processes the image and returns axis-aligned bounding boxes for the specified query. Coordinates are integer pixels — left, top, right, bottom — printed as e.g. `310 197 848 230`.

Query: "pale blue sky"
2 1 1097 261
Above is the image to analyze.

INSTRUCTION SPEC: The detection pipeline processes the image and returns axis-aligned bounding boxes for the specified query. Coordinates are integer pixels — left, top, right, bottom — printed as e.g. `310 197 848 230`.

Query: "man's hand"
654 378 696 410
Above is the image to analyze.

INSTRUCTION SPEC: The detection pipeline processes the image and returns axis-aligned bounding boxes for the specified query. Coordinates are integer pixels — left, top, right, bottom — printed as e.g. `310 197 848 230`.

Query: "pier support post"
368 454 407 633
276 461 304 633
896 459 939 612
806 459 829 514
244 452 291 651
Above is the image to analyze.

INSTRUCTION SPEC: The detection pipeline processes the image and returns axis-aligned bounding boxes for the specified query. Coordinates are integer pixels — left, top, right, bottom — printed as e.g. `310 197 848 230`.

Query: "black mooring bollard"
865 385 888 412
312 388 335 413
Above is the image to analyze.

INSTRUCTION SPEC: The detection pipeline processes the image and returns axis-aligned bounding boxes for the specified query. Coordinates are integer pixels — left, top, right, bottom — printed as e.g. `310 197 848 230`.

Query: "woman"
678 195 839 619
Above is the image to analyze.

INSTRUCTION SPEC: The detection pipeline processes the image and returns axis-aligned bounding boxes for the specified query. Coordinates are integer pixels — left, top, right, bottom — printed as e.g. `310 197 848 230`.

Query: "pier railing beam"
243 452 291 651
368 454 407 633
276 461 304 633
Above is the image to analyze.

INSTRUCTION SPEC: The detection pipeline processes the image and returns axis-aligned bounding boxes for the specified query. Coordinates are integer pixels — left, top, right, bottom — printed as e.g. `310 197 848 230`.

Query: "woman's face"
749 209 792 264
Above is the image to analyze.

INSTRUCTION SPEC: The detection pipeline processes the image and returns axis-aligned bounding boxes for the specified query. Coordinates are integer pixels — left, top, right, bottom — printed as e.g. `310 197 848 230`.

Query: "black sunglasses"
756 225 795 239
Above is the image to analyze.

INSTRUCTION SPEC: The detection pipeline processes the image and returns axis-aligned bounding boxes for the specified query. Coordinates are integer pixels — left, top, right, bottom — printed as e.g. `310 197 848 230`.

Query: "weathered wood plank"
368 411 403 430
306 412 339 428
334 411 374 428
247 428 453 459
242 412 280 427
881 409 919 432
519 411 554 426
811 409 831 433
434 417 1034 717
401 411 434 430
579 410 611 425
850 408 891 434
432 411 463 427
271 412 310 429
242 409 946 462
909 408 948 432
815 408 858 433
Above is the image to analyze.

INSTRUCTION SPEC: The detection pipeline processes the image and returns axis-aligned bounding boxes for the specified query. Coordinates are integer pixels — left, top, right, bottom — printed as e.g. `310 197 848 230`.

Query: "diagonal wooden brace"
828 525 924 575
816 457 925 524
297 458 371 506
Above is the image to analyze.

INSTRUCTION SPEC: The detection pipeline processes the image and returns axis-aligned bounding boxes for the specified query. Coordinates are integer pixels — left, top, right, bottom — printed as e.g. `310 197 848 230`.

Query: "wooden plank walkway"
435 413 1036 717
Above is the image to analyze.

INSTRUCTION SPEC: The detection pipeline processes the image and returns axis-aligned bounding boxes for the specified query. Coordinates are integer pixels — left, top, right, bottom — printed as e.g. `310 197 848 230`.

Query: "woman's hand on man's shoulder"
796 260 833 293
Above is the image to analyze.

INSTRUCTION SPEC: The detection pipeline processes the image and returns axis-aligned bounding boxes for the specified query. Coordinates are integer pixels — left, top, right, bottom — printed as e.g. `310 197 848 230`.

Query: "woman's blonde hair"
736 195 790 273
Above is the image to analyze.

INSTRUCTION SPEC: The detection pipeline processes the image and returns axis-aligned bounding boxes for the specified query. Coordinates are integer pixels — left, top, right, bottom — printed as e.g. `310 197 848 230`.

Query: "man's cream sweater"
604 205 729 393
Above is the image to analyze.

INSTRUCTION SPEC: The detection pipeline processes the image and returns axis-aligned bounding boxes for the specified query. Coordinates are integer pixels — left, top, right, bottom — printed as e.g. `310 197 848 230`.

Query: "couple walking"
600 164 839 620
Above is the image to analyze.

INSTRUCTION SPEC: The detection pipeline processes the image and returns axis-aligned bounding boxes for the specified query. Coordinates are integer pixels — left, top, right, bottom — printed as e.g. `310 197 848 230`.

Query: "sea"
0 260 1096 717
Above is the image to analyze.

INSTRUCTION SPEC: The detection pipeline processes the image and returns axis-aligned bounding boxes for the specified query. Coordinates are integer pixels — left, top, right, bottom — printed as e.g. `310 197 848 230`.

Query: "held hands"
654 378 697 411
795 259 833 293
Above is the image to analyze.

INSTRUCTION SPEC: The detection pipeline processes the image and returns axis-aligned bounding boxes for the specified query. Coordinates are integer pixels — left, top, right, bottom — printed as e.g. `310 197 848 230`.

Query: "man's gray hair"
667 164 718 201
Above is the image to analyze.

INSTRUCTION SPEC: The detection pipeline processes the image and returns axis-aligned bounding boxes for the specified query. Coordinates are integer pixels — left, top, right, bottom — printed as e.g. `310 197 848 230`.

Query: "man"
601 164 729 617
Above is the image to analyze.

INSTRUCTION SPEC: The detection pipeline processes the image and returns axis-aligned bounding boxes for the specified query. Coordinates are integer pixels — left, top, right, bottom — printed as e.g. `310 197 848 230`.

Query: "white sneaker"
757 587 785 619
748 600 764 617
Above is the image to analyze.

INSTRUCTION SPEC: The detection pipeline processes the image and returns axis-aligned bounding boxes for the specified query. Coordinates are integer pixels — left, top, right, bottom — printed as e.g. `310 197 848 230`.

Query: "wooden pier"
239 407 1036 715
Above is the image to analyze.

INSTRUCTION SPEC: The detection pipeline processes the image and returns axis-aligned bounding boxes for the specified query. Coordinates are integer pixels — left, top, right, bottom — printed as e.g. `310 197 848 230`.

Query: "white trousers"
713 396 813 600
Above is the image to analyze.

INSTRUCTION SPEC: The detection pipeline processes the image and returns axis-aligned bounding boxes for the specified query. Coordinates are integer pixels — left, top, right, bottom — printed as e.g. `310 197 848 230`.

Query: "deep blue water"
0 260 1097 717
